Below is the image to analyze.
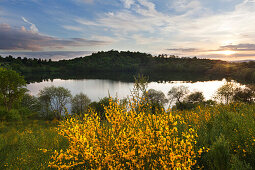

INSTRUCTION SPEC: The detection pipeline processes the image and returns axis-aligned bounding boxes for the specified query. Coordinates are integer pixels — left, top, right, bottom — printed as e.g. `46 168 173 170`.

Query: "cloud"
166 48 199 52
0 23 109 51
219 44 255 51
63 25 83 31
121 0 135 9
74 0 93 4
22 17 39 33
0 51 93 61
171 0 202 13
77 0 167 35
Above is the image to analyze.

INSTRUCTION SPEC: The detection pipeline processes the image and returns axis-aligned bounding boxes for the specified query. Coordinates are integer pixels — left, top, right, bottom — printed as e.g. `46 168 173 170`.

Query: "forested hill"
58 50 225 73
0 50 255 83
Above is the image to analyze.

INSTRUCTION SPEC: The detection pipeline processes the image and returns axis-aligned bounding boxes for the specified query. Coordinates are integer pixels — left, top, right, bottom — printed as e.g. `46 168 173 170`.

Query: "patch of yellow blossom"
48 98 201 169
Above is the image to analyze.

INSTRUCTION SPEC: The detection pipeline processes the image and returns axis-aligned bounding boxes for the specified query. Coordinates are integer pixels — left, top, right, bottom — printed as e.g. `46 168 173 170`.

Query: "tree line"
1 50 255 83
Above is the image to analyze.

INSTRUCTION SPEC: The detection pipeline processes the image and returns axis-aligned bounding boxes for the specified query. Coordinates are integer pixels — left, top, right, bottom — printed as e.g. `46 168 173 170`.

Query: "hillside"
0 50 255 83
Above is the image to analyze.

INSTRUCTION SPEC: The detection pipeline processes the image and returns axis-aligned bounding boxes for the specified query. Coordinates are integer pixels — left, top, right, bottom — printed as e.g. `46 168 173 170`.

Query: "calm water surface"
27 78 244 102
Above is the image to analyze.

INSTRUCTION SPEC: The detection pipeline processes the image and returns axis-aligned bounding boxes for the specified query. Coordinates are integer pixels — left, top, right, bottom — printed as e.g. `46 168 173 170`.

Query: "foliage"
215 81 237 104
20 93 41 118
0 50 230 83
176 103 255 169
71 93 91 114
168 85 189 105
48 98 200 169
147 89 168 105
1 95 255 169
0 120 68 169
38 86 72 119
185 91 205 104
132 74 149 99
233 87 255 103
89 97 116 121
0 68 27 111
147 89 168 114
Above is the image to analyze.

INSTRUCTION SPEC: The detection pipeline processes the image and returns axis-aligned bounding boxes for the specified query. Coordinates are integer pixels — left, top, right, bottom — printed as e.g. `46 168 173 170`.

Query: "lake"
27 78 244 102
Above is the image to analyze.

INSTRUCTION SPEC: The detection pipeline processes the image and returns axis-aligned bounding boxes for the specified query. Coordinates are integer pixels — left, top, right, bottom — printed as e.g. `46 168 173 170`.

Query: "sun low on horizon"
209 50 237 56
0 0 255 61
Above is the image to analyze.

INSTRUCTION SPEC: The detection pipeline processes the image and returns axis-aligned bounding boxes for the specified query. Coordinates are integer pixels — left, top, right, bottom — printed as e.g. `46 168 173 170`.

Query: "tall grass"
0 120 68 169
176 103 255 169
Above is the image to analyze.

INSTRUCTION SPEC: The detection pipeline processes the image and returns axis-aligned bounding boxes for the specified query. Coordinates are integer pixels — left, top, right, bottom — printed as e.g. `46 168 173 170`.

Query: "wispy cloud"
1 0 255 61
62 25 83 31
166 48 199 52
219 44 255 51
74 0 93 4
121 0 135 9
22 16 39 33
0 23 109 51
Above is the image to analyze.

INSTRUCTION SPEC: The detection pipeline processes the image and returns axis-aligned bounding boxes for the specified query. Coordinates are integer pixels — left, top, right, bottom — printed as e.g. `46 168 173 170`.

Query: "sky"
1 0 255 61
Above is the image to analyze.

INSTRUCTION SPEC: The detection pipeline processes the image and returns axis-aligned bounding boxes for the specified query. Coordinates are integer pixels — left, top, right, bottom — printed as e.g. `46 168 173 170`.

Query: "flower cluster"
48 98 200 169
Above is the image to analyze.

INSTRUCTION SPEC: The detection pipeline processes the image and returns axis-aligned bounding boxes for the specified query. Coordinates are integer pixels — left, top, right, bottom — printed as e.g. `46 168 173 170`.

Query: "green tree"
147 89 168 105
233 87 254 103
89 97 114 121
0 68 27 111
132 74 149 99
21 93 41 113
71 93 91 114
185 91 205 104
39 86 72 119
168 85 189 105
215 81 236 104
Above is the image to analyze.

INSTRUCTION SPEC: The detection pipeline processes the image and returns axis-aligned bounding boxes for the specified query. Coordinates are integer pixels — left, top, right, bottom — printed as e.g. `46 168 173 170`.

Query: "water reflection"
27 78 244 102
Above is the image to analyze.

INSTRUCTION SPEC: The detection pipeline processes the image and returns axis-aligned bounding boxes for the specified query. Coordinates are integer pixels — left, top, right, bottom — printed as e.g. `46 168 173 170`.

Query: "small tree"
233 87 254 103
39 86 72 119
71 93 91 114
185 91 205 104
132 74 149 100
215 81 236 104
147 89 168 105
168 85 189 105
21 93 41 117
0 68 27 111
147 89 168 113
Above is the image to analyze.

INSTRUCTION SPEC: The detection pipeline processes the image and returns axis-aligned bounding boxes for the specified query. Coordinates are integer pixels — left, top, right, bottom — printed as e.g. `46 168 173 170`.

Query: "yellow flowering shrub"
48 98 200 169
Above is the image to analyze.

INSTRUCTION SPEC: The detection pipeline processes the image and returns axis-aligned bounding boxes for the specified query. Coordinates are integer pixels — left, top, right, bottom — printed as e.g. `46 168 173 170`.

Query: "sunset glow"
215 50 237 56
0 0 255 61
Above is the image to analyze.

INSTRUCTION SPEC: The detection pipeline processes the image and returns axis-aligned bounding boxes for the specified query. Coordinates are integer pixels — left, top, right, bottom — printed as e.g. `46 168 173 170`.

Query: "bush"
0 107 8 120
177 103 255 169
48 98 200 169
0 107 22 121
6 109 22 121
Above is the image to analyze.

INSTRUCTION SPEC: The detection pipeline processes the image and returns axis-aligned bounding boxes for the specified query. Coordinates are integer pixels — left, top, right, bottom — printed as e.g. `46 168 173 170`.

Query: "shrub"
0 107 8 120
6 109 22 121
48 98 200 169
177 103 255 169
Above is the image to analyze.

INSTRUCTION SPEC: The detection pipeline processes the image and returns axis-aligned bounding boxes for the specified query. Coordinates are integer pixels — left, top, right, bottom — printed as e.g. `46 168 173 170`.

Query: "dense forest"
0 50 255 83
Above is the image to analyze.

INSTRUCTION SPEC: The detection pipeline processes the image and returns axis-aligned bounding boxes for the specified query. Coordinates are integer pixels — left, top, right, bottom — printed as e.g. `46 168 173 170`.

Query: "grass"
0 102 255 169
0 119 68 169
175 103 255 169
